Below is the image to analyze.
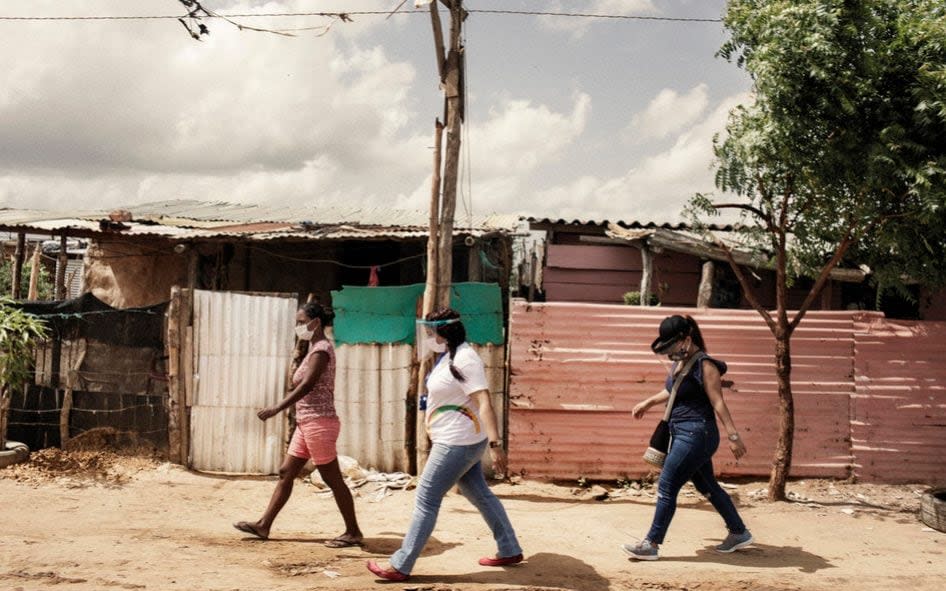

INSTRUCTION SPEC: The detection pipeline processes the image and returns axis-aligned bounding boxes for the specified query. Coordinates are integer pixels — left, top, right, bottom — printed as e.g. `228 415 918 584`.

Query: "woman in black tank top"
622 315 753 560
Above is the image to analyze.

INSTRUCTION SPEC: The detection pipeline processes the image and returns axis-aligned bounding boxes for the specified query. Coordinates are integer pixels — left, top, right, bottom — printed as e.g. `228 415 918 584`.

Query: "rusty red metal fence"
507 300 946 485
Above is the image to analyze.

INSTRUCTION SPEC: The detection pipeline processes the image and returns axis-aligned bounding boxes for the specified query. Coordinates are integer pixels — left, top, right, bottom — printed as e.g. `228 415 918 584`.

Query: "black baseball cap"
651 315 691 354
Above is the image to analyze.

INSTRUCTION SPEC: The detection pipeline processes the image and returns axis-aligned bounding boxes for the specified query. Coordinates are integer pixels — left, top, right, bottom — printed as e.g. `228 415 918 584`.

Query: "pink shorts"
288 416 341 465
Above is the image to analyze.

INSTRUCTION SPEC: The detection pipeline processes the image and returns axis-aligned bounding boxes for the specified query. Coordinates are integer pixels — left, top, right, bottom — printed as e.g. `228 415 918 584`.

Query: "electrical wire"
0 10 722 24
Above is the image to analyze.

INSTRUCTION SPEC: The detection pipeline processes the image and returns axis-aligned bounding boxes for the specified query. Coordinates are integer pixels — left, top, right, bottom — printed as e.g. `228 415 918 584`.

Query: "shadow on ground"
399 552 609 591
657 542 834 574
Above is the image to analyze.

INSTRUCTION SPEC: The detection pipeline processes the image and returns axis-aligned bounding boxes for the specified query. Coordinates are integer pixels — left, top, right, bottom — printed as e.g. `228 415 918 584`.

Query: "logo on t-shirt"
426 404 481 433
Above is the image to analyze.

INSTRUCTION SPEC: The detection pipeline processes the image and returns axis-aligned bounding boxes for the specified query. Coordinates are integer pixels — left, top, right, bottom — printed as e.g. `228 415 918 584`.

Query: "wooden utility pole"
415 0 466 472
422 0 465 313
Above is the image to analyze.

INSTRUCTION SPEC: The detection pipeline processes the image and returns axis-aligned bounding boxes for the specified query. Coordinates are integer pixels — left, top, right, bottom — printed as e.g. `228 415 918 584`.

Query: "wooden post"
697 260 715 308
60 339 87 447
640 242 653 306
28 245 41 300
467 239 482 282
416 0 466 474
166 286 194 465
11 233 25 299
435 2 464 308
820 281 833 310
423 120 444 317
166 287 183 463
528 246 538 302
56 234 68 300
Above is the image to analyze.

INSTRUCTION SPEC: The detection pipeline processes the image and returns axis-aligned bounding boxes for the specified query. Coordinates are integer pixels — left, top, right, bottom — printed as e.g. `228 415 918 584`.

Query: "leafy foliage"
691 0 946 500
0 257 54 301
622 291 660 306
703 0 946 291
0 299 48 394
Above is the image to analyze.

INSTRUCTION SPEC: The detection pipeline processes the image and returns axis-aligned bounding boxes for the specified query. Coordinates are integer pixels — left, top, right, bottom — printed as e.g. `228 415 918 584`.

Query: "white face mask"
425 335 447 354
295 323 314 340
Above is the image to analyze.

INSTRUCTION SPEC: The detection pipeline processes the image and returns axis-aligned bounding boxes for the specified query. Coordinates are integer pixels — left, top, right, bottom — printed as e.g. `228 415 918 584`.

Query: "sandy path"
2 457 943 591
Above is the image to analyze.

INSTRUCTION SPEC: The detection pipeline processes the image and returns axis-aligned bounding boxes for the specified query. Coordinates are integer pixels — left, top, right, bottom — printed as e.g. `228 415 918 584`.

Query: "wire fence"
6 384 168 452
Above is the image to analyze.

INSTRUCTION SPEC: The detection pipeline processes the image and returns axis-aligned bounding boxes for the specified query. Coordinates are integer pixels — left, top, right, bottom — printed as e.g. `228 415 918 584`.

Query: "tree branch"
714 237 777 333
789 221 858 330
711 203 775 230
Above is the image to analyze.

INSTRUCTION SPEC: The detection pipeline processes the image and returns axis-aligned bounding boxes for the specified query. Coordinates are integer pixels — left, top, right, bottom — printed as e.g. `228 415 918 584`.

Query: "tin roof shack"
0 200 519 470
8 293 168 452
0 199 518 308
528 217 875 312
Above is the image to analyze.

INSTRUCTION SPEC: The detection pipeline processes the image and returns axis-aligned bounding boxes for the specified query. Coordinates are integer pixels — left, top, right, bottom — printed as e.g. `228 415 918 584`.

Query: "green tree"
693 0 946 500
0 299 48 446
0 257 54 301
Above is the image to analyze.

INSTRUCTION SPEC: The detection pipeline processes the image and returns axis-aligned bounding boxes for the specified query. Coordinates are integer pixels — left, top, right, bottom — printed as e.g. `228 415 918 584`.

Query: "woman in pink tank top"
233 302 362 548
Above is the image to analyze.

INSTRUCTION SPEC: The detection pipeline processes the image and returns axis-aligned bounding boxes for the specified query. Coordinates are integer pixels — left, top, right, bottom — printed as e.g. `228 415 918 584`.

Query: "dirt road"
1 450 943 591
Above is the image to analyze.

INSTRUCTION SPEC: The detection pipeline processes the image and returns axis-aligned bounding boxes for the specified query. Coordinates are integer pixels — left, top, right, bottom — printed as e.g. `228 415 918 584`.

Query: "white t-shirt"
425 342 490 445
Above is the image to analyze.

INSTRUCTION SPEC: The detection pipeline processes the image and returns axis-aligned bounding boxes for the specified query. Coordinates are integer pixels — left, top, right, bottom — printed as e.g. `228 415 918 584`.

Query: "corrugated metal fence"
507 300 946 485
335 343 507 474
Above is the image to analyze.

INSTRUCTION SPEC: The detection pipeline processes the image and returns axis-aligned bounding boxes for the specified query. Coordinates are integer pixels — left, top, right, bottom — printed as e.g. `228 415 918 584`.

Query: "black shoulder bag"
642 354 700 468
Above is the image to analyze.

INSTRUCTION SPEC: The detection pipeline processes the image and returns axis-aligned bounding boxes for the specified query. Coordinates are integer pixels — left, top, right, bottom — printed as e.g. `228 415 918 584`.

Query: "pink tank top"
292 339 337 421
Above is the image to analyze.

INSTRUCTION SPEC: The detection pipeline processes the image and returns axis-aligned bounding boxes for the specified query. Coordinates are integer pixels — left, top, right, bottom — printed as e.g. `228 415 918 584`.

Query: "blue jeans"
390 440 522 574
646 418 747 544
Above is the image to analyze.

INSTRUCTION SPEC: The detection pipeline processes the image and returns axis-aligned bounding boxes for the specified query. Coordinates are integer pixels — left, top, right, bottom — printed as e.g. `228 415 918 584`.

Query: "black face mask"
667 340 689 361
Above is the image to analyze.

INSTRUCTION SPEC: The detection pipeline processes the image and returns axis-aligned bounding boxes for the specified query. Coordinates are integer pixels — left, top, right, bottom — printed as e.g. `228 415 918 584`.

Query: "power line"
470 9 721 22
0 10 722 24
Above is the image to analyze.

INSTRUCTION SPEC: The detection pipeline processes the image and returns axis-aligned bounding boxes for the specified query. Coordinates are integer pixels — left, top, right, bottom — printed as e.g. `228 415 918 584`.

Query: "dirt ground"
1 447 943 591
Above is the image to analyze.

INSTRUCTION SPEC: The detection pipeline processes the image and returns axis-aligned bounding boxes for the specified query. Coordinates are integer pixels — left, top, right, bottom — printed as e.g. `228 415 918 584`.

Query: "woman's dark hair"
426 307 467 382
301 301 335 327
684 315 707 353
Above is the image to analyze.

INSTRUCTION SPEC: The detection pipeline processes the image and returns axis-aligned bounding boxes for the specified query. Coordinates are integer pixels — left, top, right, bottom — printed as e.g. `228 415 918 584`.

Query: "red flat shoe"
478 553 524 567
366 560 409 581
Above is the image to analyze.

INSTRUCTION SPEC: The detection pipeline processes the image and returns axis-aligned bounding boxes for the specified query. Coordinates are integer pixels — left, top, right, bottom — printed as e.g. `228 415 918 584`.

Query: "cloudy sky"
0 0 750 223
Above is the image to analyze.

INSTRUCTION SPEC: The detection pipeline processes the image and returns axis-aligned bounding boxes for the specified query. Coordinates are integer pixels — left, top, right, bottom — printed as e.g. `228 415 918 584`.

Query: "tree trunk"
639 242 653 306
768 327 794 501
696 260 715 308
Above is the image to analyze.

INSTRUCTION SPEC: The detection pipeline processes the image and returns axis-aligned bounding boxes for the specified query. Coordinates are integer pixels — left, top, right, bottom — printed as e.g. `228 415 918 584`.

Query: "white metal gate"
188 290 297 474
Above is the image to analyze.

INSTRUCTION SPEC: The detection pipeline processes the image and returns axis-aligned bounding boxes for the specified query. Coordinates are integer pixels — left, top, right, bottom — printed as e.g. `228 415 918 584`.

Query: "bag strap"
661 352 701 421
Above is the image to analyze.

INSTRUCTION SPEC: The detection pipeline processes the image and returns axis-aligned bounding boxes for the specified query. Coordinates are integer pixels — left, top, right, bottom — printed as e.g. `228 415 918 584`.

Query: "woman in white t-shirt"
367 308 523 582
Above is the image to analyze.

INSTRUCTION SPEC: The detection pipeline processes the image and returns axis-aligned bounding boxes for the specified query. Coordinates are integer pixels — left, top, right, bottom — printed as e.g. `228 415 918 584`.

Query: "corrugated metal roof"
0 199 521 241
527 215 735 232
606 224 869 282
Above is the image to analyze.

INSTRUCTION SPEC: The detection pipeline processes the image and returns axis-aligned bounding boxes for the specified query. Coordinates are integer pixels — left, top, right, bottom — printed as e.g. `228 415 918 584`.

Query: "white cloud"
538 0 658 39
626 83 709 142
0 1 432 210
531 92 750 223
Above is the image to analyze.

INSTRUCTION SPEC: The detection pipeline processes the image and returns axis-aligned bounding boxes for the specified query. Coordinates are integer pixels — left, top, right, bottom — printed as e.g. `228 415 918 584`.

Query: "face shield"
415 318 459 361
665 337 691 361
653 336 690 373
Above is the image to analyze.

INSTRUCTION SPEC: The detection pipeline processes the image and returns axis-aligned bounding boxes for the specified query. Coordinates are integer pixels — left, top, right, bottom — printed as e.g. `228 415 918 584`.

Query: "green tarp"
331 282 504 345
